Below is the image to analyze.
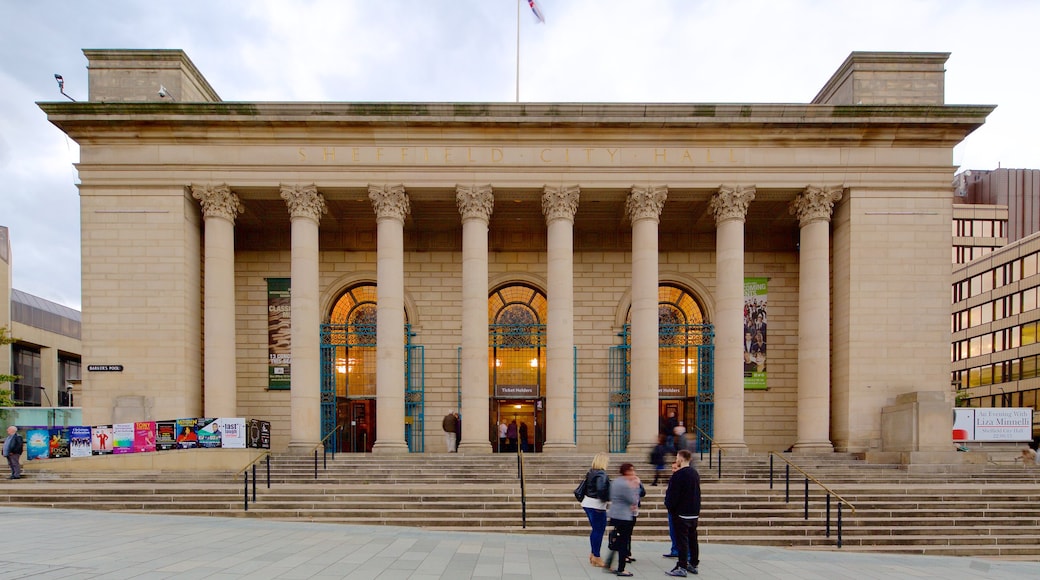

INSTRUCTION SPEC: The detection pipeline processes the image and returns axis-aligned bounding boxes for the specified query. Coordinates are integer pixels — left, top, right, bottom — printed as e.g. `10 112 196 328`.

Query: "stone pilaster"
790 185 843 453
709 185 756 452
279 183 327 454
369 184 410 454
191 183 244 418
541 185 579 453
456 184 494 453
626 185 667 453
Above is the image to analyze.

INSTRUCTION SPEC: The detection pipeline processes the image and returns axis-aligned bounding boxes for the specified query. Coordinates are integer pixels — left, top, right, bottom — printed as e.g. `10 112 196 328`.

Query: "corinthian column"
541 185 579 453
627 185 667 454
790 185 842 453
456 184 494 454
192 183 244 418
369 184 410 454
709 185 755 453
280 184 327 454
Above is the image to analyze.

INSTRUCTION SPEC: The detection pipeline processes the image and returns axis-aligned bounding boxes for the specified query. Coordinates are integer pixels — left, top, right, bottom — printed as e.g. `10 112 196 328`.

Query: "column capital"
541 185 580 224
790 185 843 227
709 185 756 225
191 183 244 223
280 183 327 221
456 184 494 222
368 184 410 221
626 185 667 223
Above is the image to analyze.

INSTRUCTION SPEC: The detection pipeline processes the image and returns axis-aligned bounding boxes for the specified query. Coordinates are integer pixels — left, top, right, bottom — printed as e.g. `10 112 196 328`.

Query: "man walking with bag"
3 425 24 479
442 411 459 453
664 449 701 576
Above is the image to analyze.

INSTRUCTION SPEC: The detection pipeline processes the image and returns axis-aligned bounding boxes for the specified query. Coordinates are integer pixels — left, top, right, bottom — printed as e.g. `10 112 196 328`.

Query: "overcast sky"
1 0 1037 311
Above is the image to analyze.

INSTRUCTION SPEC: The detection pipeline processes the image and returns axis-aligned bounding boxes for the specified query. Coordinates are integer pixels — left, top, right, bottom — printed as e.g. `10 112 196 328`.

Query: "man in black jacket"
3 425 24 480
663 449 701 576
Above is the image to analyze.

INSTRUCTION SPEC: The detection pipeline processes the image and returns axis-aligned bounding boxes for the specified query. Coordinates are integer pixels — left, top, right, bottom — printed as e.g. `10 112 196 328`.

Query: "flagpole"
516 0 521 102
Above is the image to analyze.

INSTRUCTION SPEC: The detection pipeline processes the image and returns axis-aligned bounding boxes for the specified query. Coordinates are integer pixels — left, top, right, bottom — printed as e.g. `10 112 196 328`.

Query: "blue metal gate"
608 323 714 453
319 323 423 452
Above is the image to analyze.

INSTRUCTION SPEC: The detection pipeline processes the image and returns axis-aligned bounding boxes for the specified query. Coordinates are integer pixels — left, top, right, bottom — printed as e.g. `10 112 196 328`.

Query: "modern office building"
39 49 992 460
952 171 1040 430
0 226 82 409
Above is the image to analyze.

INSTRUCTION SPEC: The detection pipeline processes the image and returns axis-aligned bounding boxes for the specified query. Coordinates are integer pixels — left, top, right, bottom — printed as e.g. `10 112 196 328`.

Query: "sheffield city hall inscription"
295 146 744 166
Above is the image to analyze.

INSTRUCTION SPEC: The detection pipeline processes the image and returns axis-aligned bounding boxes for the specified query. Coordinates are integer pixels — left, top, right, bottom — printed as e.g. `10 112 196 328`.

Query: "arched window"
626 284 708 398
488 284 547 397
328 284 379 398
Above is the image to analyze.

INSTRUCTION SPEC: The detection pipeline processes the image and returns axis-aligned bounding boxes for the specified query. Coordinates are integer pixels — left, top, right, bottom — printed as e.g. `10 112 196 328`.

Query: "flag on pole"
528 0 545 23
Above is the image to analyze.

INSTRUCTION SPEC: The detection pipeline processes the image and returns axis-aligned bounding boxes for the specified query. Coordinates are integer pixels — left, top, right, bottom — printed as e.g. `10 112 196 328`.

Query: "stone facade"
40 49 993 459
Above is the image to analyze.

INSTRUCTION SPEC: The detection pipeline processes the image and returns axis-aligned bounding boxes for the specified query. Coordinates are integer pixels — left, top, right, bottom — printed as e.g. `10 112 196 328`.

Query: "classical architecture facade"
40 49 992 459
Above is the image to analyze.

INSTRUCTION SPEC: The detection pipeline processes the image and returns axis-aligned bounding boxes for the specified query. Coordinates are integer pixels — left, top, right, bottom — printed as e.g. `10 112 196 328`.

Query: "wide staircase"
4 451 1040 560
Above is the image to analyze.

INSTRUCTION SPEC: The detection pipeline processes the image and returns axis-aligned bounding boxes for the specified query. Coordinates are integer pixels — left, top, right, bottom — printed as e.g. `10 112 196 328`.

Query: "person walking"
603 462 640 576
650 434 667 486
580 452 610 568
442 411 458 453
664 449 701 576
3 425 24 480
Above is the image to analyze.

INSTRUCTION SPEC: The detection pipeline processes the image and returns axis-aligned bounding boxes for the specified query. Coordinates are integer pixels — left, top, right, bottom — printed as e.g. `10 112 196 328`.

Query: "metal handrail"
516 445 527 528
311 425 343 479
690 424 724 478
237 451 271 512
768 452 856 547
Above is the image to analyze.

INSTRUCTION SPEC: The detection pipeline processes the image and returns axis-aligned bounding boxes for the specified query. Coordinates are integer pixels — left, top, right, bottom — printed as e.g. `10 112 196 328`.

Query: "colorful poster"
217 418 246 449
92 425 114 455
133 421 157 453
268 277 291 389
156 420 177 451
69 426 92 457
743 277 768 390
26 428 50 460
175 418 199 449
112 423 134 454
197 418 222 449
48 428 70 459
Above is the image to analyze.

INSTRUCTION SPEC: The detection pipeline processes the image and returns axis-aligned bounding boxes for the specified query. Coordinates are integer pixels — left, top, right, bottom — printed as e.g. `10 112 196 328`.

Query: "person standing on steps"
580 452 610 568
664 449 701 576
3 426 24 480
603 462 640 577
442 411 458 453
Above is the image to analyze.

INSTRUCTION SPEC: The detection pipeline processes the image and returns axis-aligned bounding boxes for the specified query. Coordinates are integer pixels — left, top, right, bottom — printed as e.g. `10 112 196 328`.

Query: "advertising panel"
743 277 768 390
268 278 292 389
112 423 134 454
69 426 92 457
953 408 1032 442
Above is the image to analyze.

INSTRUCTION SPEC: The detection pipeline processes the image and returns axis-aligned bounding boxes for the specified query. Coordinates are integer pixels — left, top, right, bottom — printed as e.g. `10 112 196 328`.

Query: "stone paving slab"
1 507 1038 579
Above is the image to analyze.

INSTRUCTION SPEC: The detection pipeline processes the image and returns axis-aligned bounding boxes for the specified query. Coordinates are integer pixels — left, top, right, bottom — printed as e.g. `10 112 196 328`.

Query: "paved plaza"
1 507 1038 579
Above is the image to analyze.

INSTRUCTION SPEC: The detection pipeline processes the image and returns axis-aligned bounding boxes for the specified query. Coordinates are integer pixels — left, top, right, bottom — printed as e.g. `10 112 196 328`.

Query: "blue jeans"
583 507 607 557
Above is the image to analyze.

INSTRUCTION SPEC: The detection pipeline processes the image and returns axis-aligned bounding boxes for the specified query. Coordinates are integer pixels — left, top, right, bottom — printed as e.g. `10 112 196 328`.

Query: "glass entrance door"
492 399 543 453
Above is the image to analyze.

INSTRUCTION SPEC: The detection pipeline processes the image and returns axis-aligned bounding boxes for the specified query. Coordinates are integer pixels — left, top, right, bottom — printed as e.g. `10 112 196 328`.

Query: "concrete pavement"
1 507 1038 579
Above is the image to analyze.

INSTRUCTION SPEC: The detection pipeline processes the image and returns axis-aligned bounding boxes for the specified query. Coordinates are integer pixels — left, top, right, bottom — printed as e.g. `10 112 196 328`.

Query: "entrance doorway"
338 399 375 453
492 399 543 453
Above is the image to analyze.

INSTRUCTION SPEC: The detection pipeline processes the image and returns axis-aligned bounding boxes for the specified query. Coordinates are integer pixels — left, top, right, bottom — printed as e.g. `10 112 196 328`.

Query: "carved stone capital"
790 185 843 227
280 183 327 221
456 184 494 222
709 185 756 225
626 185 667 223
541 185 580 223
191 183 244 223
368 184 410 221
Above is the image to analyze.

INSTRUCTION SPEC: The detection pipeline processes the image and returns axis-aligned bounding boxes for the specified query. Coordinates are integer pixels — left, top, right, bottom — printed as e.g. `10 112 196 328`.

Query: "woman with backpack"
579 452 611 567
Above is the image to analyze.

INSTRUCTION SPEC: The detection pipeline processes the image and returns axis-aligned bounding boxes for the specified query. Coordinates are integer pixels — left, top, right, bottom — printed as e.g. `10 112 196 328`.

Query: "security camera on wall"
158 85 175 101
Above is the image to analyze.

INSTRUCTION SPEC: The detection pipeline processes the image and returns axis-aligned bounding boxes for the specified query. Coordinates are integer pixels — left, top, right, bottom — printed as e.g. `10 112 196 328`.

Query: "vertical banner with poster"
26 428 50 460
92 425 114 455
743 277 768 390
217 418 247 449
49 428 70 459
175 418 199 449
112 423 134 454
134 421 157 453
197 418 222 448
69 426 92 457
247 419 272 449
155 420 177 450
268 278 291 390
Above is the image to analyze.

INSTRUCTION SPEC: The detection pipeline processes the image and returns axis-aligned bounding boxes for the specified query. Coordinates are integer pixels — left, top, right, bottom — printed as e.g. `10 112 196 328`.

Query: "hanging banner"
743 277 768 390
268 278 292 390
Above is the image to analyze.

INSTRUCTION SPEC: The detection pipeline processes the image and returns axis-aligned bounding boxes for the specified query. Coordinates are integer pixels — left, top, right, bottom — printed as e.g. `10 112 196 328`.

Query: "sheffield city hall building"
39 49 993 461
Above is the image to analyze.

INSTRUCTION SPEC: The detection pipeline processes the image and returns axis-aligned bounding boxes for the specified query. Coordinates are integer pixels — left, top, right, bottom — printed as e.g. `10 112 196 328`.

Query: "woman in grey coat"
603 462 641 576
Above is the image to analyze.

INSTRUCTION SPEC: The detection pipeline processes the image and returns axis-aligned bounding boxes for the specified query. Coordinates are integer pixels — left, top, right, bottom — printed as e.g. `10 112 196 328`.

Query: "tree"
0 326 18 412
